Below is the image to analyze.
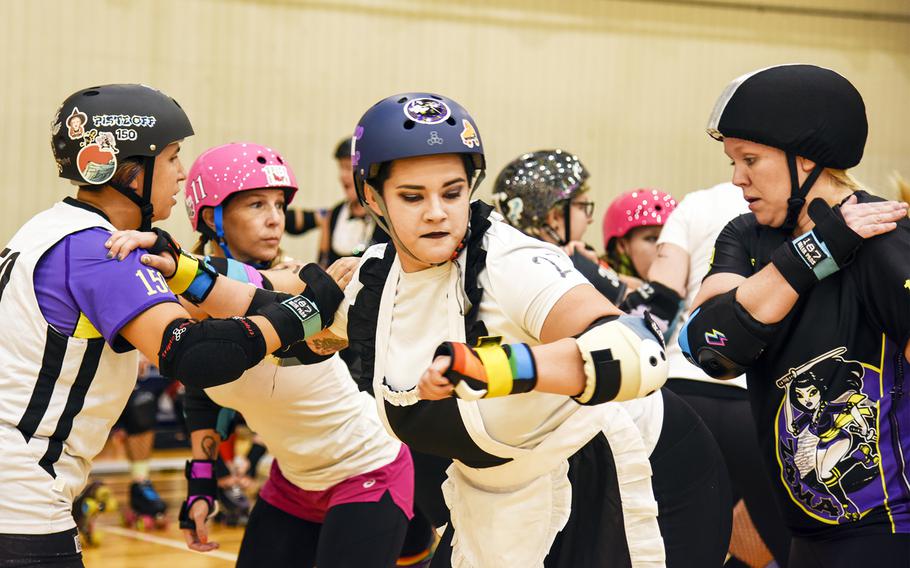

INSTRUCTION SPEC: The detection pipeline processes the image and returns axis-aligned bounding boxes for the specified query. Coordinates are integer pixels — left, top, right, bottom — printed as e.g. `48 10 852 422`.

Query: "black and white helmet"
707 64 867 228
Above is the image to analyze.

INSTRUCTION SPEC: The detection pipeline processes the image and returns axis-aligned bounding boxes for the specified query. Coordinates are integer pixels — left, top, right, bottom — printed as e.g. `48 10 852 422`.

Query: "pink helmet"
184 142 298 231
602 189 677 246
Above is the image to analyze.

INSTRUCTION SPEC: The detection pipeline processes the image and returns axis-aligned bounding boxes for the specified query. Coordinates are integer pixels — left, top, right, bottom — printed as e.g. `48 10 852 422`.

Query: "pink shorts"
258 445 414 523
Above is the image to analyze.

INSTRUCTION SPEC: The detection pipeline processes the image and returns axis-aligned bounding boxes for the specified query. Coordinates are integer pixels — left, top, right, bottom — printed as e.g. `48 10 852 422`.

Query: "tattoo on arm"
308 336 349 355
201 435 218 460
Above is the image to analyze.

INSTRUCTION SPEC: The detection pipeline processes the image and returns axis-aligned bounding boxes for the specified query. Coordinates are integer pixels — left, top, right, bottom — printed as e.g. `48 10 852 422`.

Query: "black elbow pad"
158 317 267 388
679 289 778 380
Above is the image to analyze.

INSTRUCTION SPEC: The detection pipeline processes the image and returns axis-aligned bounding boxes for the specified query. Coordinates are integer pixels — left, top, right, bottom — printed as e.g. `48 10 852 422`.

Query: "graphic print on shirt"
775 346 884 524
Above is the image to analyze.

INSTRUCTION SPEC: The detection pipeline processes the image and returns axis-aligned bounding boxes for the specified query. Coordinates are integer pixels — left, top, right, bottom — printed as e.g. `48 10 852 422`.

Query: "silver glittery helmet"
492 149 590 238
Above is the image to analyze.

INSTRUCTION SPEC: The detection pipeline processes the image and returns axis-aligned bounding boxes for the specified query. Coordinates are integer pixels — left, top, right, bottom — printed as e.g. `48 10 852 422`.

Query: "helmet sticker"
460 119 479 148
351 125 363 168
66 107 88 140
403 98 451 125
505 197 524 226
427 131 444 146
262 165 290 186
92 113 157 144
77 134 118 185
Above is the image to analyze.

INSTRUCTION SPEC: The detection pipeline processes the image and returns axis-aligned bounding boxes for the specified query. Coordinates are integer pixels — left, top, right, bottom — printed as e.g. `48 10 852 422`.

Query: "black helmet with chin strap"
707 64 867 230
51 84 194 230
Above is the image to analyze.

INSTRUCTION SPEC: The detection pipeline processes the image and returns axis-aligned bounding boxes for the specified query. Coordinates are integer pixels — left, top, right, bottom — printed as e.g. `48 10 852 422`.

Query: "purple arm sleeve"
64 228 178 347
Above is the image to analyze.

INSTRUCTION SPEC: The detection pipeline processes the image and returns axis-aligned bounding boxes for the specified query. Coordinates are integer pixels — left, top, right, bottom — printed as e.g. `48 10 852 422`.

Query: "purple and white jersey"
0 198 175 534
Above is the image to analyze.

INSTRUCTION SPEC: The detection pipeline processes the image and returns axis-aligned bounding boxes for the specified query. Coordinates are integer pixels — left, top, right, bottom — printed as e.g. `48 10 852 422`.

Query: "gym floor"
82 454 247 567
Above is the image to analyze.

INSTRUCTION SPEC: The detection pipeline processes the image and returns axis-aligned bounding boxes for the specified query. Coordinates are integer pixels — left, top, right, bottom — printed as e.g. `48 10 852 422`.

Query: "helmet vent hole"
430 95 442 100
257 156 267 164
403 120 415 130
82 90 100 97
655 205 662 211
446 117 456 126
397 97 408 104
276 155 284 164
649 356 658 367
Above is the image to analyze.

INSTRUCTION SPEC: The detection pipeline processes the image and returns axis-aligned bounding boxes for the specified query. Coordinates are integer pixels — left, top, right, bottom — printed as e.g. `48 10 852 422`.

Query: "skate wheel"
139 515 155 531
83 499 100 516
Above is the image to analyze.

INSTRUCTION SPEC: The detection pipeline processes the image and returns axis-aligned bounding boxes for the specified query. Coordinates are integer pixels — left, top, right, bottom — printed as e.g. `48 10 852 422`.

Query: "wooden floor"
81 456 249 567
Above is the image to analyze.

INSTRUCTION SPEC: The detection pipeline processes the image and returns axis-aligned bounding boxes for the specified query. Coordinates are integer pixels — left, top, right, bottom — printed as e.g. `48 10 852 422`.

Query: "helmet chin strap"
541 201 571 247
782 153 824 232
109 156 156 231
213 205 235 260
364 170 486 268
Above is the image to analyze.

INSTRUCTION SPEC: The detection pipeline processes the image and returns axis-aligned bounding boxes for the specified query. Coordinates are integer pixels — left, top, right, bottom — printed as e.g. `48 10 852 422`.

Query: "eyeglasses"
572 200 595 218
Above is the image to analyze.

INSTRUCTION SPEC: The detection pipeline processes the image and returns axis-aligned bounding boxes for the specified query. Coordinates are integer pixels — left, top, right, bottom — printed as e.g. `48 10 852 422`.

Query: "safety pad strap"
506 342 537 394
573 314 668 405
167 252 200 294
472 336 513 398
437 341 489 400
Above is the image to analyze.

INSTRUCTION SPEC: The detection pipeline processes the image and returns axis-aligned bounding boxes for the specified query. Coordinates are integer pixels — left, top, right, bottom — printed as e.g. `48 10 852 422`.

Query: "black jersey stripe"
17 327 69 442
38 338 104 478
0 251 19 302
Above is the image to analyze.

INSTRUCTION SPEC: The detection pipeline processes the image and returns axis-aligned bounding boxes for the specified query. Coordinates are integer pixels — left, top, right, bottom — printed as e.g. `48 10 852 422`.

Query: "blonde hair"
826 168 865 192
893 171 910 204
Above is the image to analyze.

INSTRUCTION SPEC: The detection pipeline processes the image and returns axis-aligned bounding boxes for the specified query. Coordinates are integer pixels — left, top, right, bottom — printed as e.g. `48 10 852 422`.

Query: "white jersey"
0 203 138 534
657 183 749 388
331 212 666 565
204 354 401 491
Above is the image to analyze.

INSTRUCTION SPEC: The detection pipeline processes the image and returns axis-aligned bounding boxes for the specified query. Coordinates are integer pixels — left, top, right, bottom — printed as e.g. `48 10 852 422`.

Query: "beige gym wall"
1 0 908 259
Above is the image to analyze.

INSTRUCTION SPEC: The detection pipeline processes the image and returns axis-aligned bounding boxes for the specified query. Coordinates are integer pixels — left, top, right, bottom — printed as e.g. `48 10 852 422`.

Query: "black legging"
666 379 792 565
433 390 731 567
236 491 408 568
789 532 910 567
649 388 732 567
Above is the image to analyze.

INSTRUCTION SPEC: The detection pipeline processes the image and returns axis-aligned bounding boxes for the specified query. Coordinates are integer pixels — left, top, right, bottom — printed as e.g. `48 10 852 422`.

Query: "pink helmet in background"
184 142 298 231
602 189 677 247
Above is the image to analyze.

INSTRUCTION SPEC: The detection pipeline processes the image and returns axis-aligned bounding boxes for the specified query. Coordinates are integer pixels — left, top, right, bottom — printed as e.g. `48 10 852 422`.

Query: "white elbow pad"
573 313 668 405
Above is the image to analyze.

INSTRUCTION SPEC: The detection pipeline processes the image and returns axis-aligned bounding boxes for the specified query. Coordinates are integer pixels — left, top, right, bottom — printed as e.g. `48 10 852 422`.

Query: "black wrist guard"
771 198 863 295
178 460 217 530
147 228 182 278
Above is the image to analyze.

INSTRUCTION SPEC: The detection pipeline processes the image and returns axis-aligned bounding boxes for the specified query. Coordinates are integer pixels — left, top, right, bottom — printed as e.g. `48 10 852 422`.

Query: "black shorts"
0 529 82 567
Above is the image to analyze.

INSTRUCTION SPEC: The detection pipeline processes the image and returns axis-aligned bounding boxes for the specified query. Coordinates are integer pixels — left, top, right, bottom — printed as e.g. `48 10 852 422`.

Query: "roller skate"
214 484 251 527
73 480 118 547
123 480 167 530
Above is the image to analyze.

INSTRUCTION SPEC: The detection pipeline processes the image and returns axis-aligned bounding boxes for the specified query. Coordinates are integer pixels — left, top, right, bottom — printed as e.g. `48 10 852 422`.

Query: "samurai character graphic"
777 347 880 522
